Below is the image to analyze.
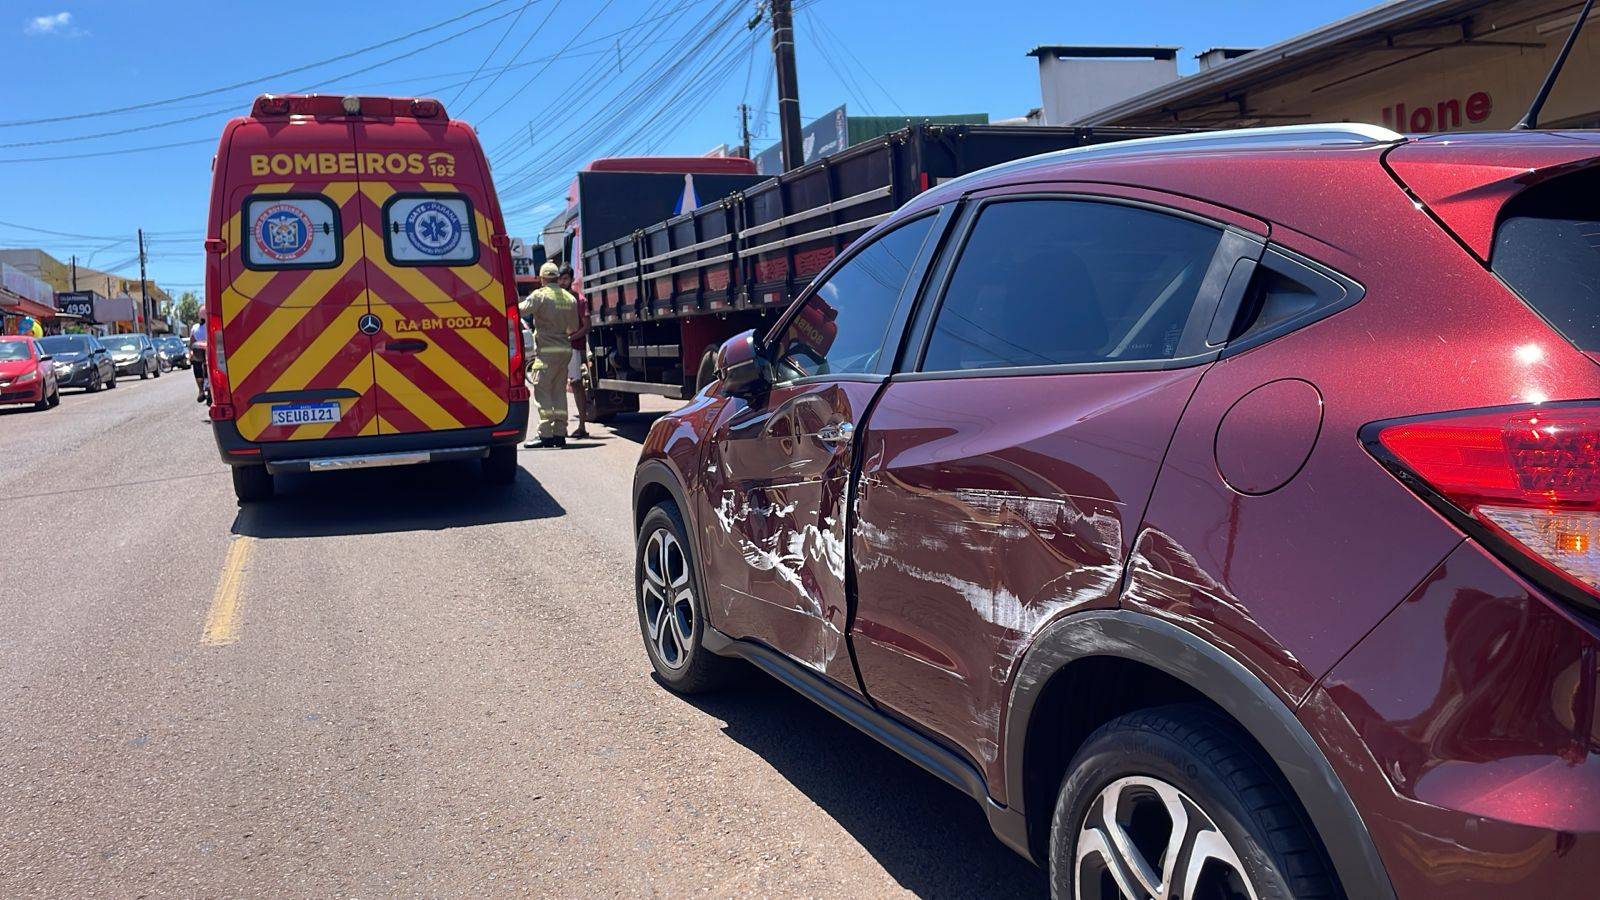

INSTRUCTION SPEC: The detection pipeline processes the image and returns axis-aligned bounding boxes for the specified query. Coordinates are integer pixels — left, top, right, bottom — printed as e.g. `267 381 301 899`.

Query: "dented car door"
699 212 944 693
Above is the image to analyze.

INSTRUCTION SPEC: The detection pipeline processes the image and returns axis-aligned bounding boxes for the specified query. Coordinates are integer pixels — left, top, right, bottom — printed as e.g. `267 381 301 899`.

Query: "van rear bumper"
210 401 529 467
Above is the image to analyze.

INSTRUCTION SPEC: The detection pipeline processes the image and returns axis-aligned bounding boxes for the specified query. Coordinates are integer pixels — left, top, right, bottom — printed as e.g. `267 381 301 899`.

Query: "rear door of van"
351 119 512 436
221 119 379 442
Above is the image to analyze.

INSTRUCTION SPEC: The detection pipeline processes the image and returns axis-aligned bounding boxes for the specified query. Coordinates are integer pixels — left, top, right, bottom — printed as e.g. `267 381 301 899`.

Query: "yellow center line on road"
202 536 253 646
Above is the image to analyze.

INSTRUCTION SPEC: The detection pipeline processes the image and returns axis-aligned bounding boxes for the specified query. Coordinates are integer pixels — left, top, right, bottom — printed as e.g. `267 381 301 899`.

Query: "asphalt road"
0 371 1048 898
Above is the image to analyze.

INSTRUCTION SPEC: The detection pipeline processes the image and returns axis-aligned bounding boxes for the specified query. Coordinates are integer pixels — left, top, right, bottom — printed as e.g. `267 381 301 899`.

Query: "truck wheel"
231 464 274 503
1049 704 1337 900
636 502 738 693
695 350 718 393
483 445 518 485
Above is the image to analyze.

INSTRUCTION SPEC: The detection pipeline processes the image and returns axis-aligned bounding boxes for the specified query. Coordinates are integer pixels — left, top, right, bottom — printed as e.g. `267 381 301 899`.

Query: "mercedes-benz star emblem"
358 314 382 336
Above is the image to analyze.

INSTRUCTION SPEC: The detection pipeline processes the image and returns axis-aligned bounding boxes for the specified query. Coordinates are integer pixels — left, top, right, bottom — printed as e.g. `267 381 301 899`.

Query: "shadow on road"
231 461 563 538
602 411 668 445
674 673 1049 899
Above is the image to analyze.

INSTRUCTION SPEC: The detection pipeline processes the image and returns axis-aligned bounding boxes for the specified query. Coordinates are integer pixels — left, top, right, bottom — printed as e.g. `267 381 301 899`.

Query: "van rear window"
1492 168 1600 351
382 194 479 266
244 194 341 270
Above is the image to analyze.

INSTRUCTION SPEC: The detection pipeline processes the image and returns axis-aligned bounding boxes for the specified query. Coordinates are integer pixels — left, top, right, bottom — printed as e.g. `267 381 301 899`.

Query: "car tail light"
1371 403 1600 604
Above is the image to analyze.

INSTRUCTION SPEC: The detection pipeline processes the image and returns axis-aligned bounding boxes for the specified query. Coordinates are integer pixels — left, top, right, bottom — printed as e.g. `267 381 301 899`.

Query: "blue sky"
3 0 1374 293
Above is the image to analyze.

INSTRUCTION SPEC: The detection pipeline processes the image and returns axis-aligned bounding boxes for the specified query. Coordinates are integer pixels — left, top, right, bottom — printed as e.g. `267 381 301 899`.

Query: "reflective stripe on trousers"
534 349 571 438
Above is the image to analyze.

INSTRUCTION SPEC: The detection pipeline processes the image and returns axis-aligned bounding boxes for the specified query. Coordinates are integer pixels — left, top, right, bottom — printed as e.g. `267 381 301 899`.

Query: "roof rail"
939 123 1405 193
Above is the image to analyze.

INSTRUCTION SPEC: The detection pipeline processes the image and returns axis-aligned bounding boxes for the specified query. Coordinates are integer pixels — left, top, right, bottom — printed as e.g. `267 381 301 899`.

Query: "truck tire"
232 464 275 503
1049 704 1339 900
483 444 518 485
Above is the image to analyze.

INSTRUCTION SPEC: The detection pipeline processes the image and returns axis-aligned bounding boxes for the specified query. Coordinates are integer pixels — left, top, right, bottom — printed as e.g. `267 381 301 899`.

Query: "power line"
0 0 521 128
447 1 536 107
457 0 570 116
475 0 619 128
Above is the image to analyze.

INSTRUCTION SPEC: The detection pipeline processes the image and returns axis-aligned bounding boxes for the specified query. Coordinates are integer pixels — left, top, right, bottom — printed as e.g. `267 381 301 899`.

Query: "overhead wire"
0 0 521 128
456 0 569 116
447 0 537 107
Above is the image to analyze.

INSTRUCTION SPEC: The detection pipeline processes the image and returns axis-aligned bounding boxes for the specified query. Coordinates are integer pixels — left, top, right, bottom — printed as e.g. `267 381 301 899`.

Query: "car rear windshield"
38 336 89 354
1492 168 1600 351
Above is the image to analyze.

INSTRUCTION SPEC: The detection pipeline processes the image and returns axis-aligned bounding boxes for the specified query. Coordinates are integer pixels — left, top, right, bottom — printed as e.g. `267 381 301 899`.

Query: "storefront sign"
1381 91 1493 133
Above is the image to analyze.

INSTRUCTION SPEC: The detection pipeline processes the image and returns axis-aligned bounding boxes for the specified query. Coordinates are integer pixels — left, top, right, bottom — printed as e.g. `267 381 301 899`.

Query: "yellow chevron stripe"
374 355 462 431
370 416 390 436
286 358 376 441
225 230 366 386
408 339 508 423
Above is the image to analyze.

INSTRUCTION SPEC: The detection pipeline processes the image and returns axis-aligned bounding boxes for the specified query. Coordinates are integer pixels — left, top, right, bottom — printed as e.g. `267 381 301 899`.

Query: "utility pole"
137 228 151 336
70 254 77 290
769 0 803 171
737 103 752 159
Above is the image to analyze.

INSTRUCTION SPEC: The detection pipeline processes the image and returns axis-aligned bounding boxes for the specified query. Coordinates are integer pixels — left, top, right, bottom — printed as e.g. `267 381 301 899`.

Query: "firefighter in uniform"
521 262 580 448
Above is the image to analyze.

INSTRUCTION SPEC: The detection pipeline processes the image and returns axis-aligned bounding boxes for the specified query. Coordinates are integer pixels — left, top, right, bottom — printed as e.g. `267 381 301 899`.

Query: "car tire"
636 502 738 693
88 370 103 393
1049 704 1339 900
231 464 274 503
155 363 162 378
33 388 51 411
139 361 150 380
108 371 117 389
483 444 518 485
48 385 60 407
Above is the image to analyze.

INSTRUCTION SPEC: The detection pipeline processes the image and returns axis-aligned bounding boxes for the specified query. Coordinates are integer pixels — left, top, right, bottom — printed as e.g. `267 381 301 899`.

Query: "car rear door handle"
383 339 428 353
815 421 855 444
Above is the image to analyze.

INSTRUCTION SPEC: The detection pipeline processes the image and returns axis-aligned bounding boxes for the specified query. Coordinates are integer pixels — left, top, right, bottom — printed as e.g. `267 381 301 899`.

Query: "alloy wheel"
640 527 695 670
1075 775 1258 900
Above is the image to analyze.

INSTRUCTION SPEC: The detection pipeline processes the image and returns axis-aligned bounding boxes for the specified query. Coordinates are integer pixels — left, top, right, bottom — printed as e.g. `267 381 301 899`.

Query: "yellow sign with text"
249 151 457 178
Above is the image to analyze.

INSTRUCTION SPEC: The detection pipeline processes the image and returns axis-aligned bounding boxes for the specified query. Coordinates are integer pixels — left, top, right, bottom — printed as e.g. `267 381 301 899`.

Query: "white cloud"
25 11 84 37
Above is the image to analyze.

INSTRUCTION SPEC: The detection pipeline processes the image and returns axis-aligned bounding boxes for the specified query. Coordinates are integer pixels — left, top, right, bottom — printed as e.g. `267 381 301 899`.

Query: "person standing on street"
558 264 591 440
520 262 579 448
190 315 209 403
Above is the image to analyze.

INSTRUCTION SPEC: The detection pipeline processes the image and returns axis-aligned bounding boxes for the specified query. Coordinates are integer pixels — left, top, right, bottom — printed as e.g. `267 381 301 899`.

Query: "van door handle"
815 421 855 444
384 339 427 353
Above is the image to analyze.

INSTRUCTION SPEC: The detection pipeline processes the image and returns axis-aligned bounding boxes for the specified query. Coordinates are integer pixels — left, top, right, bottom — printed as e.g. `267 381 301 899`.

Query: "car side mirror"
714 330 770 395
94 348 107 355
38 354 52 362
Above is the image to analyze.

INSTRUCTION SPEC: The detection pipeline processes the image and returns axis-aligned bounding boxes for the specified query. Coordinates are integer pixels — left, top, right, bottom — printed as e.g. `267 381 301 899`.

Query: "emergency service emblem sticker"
252 203 315 262
403 200 463 257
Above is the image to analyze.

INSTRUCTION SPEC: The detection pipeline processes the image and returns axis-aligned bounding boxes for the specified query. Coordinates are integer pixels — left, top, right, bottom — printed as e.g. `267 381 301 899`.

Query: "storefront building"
1067 0 1600 131
0 263 58 336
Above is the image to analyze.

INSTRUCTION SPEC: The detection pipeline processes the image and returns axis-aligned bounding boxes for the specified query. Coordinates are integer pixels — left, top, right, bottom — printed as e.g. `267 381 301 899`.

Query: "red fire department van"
203 94 528 502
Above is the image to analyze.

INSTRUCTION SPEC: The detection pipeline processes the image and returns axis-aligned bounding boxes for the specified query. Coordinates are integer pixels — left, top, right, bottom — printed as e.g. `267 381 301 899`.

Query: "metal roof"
1074 0 1492 125
1027 45 1181 60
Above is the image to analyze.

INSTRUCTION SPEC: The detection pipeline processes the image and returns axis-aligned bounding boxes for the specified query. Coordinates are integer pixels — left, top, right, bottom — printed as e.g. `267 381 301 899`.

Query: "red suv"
632 125 1600 898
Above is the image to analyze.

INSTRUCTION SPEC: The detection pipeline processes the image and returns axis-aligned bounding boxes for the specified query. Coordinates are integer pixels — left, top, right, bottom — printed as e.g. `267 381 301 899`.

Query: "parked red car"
0 335 60 410
632 124 1600 898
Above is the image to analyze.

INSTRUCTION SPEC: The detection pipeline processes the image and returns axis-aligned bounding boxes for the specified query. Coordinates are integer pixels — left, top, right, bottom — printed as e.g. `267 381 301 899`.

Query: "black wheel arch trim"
1004 609 1395 899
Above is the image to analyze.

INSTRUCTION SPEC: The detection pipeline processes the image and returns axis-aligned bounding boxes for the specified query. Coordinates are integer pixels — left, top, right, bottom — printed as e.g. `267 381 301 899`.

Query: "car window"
383 193 478 266
39 336 88 355
0 342 30 361
1492 168 1600 351
921 199 1223 372
244 194 341 270
773 215 936 381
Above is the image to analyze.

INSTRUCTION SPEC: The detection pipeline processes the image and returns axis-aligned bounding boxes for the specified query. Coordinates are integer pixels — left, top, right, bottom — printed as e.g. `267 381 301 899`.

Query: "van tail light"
507 310 529 402
1368 403 1600 608
208 325 234 418
410 99 442 119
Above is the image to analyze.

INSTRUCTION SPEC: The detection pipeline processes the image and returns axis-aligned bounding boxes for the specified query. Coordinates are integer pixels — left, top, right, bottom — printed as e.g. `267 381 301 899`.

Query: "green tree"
176 291 200 329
